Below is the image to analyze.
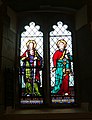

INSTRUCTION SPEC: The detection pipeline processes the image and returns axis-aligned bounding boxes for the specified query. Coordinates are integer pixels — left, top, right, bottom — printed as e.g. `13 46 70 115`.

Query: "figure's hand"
34 57 37 60
65 69 70 75
26 52 28 57
65 54 68 59
66 50 69 54
52 67 56 72
65 50 70 59
21 57 27 60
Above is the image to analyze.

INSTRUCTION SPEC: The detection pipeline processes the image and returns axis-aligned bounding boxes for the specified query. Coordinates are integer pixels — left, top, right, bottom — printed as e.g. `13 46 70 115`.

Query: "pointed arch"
50 21 75 104
19 22 43 104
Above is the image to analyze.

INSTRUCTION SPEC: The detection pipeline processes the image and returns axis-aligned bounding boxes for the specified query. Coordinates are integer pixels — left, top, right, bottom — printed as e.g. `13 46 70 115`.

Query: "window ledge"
1 103 92 120
1 109 92 120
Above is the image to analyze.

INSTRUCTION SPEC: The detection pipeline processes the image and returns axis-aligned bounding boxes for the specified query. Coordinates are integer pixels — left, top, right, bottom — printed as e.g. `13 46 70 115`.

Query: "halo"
26 40 37 48
56 39 67 48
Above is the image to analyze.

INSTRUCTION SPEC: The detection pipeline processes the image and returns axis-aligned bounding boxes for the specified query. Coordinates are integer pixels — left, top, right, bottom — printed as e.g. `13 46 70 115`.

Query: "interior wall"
0 4 17 113
0 0 92 115
0 0 2 6
75 4 92 109
0 2 6 113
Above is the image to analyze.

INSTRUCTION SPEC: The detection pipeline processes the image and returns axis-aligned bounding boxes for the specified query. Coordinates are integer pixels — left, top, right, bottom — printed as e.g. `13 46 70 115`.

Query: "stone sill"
1 111 92 120
1 103 92 120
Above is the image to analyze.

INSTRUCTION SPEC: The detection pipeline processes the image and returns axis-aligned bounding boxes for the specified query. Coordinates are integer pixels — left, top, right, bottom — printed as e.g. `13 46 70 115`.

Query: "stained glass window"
19 22 43 104
50 21 75 104
19 20 75 106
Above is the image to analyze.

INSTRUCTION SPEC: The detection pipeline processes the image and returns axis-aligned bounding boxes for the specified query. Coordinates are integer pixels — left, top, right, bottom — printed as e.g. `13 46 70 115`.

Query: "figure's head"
26 40 37 50
56 39 67 50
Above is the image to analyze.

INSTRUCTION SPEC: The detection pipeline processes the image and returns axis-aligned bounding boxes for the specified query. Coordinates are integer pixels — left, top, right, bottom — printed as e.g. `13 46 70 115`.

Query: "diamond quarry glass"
20 22 43 104
50 21 75 104
19 21 75 105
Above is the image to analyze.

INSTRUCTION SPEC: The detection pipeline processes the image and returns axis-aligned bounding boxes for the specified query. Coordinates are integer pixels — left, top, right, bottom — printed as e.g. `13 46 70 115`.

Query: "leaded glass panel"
19 22 43 104
50 21 75 104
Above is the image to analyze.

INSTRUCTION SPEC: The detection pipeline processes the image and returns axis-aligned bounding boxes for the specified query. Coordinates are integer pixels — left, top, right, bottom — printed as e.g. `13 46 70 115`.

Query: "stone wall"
0 4 17 113
0 0 92 115
75 4 92 110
